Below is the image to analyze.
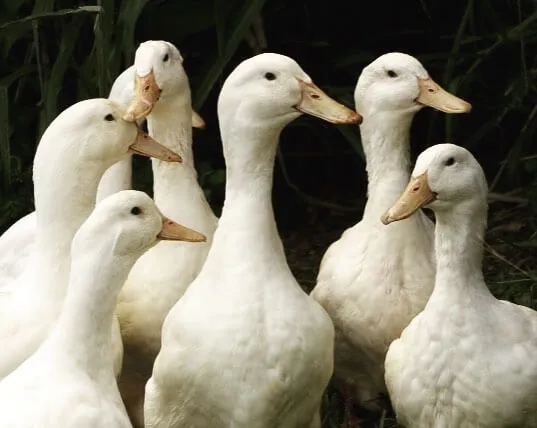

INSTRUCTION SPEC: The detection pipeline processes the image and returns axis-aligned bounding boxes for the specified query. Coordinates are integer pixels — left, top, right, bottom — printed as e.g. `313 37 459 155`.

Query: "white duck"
96 53 206 201
0 98 180 379
382 143 537 427
0 58 203 287
110 41 218 427
144 53 361 428
0 51 203 286
0 190 205 428
309 53 471 417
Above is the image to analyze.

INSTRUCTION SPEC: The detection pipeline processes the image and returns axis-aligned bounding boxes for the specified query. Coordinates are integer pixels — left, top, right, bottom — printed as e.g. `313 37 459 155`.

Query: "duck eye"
264 72 276 81
386 70 398 78
163 53 169 62
104 113 115 122
444 157 456 166
131 206 142 215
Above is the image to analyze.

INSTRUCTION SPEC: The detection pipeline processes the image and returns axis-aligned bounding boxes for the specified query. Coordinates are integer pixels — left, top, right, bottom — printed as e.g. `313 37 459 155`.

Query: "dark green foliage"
1 0 536 233
1 2 537 426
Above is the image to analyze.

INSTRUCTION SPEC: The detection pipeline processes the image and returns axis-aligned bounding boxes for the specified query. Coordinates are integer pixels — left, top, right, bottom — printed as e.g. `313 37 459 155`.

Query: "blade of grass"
39 16 84 137
32 20 44 107
441 0 473 140
193 0 268 110
0 6 102 30
506 103 537 180
115 0 150 66
0 85 10 190
93 1 106 97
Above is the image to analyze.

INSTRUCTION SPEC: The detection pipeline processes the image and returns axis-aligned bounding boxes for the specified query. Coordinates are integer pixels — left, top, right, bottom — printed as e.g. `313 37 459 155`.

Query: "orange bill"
129 128 182 163
381 172 437 225
158 216 207 242
416 78 472 113
124 71 161 122
295 79 362 125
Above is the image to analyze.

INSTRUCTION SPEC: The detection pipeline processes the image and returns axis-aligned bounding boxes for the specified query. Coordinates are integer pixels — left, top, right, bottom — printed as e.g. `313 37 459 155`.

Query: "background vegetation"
1 0 536 426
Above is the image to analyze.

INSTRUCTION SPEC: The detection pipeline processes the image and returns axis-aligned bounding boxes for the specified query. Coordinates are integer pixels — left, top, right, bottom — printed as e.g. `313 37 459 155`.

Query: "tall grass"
0 0 266 231
1 0 536 235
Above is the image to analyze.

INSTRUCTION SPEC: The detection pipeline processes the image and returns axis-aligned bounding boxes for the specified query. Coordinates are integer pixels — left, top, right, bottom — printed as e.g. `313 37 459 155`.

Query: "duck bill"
192 110 206 129
416 78 472 113
380 172 437 225
129 129 182 162
158 216 207 242
123 70 161 122
294 79 362 125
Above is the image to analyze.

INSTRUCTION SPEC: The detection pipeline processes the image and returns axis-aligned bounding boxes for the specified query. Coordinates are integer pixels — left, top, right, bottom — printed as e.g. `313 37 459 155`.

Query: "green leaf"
0 6 102 30
193 0 268 110
39 15 85 137
115 0 150 66
0 85 10 190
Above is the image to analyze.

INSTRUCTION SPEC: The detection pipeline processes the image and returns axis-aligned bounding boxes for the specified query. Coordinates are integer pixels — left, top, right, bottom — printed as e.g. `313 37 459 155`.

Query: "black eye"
104 113 115 121
264 72 276 81
444 157 456 166
131 206 142 215
386 70 398 78
163 53 169 62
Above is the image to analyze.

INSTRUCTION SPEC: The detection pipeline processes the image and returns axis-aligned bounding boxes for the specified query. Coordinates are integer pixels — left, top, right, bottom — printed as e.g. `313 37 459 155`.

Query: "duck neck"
148 96 202 218
213 119 286 266
430 200 492 305
360 110 415 219
46 245 132 380
32 146 112 301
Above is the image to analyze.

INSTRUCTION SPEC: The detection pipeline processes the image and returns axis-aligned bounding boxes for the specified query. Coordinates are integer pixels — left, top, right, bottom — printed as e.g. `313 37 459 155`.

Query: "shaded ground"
280 192 537 427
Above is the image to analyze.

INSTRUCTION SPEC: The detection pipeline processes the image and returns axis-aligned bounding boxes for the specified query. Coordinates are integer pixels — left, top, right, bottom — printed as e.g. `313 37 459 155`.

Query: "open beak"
192 110 205 129
129 128 182 162
416 78 472 113
295 79 362 125
380 172 437 225
158 216 207 242
123 70 161 122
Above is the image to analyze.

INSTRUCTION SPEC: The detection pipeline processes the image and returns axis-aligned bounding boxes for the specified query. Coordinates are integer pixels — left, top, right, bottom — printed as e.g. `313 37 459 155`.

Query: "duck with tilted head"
96 41 206 201
144 52 361 428
0 53 203 296
0 98 180 380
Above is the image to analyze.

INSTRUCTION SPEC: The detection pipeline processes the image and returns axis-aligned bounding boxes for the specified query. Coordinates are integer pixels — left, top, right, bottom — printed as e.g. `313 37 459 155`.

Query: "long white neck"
32 142 115 301
360 108 415 219
149 96 214 229
429 199 493 307
96 157 133 202
45 243 134 381
207 118 287 269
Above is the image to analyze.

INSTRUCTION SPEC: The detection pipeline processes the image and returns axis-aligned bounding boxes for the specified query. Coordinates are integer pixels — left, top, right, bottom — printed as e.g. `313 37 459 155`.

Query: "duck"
110 40 218 427
96 51 206 202
0 190 206 428
0 56 203 289
0 98 180 379
381 143 537 427
144 52 361 428
309 52 472 418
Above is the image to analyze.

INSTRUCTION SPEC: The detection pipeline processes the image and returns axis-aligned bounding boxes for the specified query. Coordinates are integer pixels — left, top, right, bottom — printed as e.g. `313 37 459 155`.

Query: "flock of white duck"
0 39 536 428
